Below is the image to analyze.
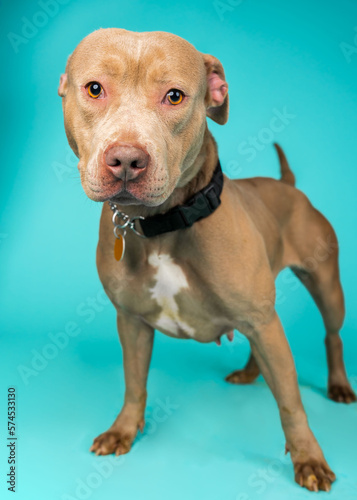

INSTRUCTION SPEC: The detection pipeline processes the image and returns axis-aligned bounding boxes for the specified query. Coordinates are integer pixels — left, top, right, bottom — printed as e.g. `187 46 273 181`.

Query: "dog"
58 28 356 492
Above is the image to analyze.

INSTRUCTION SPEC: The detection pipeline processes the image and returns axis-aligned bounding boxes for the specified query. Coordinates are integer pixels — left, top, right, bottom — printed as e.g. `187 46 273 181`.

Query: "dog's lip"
110 189 166 206
109 182 167 204
110 190 141 204
86 177 167 205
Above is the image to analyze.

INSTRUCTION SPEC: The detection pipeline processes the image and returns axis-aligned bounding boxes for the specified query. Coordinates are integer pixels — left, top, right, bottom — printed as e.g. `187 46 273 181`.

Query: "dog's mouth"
110 188 143 205
108 170 172 206
110 186 169 206
86 179 169 207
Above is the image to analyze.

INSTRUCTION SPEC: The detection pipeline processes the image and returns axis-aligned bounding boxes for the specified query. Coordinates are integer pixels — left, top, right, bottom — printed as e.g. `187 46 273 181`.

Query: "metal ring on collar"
112 211 130 228
114 225 126 238
130 216 146 238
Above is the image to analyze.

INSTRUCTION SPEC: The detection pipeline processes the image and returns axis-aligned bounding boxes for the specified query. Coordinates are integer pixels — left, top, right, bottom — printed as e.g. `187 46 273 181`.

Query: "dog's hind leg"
226 202 356 403
225 352 260 384
292 261 356 403
289 206 356 403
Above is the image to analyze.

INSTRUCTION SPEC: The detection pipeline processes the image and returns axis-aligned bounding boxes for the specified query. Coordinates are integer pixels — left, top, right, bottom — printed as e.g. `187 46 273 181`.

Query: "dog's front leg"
90 311 154 456
247 312 335 492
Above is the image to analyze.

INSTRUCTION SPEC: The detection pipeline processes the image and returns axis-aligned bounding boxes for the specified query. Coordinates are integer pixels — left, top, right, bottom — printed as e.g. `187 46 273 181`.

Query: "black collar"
139 159 223 237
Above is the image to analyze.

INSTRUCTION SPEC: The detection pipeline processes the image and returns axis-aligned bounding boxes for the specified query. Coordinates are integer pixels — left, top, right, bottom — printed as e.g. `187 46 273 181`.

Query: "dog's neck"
115 126 219 218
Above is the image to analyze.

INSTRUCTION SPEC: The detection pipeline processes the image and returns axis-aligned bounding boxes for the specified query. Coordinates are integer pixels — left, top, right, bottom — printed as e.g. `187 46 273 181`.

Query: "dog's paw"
328 383 357 404
225 369 259 385
90 428 136 456
294 460 336 492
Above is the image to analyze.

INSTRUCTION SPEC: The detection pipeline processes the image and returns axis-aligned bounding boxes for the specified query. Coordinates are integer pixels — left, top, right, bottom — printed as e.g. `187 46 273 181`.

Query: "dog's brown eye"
167 89 184 105
87 82 103 99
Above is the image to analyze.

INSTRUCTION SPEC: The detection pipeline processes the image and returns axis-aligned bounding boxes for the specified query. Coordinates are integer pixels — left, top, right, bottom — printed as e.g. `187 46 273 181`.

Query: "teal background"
1 0 357 498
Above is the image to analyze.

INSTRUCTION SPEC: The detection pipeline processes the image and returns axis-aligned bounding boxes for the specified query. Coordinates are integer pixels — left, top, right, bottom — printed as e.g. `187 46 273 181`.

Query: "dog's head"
58 28 228 206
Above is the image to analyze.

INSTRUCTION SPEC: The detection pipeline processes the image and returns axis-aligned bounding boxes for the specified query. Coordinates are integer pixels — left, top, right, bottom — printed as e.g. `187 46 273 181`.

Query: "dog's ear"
58 54 72 97
202 54 229 125
58 73 68 97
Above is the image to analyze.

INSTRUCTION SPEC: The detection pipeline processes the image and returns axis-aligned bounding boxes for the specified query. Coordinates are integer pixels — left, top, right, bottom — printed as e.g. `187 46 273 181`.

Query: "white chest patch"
148 252 195 337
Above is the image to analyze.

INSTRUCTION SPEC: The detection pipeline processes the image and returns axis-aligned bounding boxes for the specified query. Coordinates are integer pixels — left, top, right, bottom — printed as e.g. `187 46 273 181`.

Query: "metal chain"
108 201 147 238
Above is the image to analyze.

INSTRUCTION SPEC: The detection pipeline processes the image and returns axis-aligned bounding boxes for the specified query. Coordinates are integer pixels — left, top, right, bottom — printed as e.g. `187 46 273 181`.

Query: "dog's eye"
166 89 184 105
87 82 103 99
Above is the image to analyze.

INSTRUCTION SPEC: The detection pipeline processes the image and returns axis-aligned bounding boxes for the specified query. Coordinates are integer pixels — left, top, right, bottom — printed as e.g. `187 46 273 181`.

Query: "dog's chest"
108 250 231 342
146 251 196 337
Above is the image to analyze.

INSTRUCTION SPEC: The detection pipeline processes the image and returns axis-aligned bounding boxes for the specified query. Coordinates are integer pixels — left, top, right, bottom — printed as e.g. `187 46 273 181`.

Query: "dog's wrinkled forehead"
67 29 207 93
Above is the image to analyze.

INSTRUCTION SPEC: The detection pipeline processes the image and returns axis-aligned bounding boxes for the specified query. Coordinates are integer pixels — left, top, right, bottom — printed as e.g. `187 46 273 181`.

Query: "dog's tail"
274 143 295 187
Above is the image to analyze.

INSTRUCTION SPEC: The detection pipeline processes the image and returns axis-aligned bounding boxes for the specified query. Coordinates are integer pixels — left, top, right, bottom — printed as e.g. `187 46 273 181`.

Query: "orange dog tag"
114 235 125 261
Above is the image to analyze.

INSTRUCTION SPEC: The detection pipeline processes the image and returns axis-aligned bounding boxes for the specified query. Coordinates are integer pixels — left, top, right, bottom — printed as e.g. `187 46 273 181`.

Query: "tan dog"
58 28 356 492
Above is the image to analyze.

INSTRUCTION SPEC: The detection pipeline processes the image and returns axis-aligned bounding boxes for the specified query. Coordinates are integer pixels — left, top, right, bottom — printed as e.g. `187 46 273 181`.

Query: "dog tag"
114 234 125 261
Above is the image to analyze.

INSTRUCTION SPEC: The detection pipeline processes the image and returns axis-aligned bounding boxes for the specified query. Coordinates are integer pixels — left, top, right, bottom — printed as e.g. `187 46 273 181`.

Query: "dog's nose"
105 146 149 180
